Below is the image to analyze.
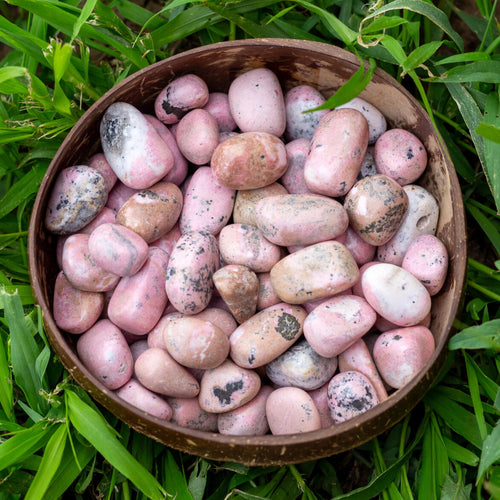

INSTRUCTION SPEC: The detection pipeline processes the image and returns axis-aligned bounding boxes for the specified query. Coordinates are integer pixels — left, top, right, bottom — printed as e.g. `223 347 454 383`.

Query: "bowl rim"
28 38 467 465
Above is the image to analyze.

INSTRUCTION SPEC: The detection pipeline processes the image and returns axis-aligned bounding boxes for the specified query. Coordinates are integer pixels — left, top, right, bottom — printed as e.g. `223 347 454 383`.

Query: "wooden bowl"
28 39 466 465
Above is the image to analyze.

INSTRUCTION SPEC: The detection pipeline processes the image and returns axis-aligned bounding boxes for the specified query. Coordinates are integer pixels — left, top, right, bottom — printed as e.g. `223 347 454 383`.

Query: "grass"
0 0 500 498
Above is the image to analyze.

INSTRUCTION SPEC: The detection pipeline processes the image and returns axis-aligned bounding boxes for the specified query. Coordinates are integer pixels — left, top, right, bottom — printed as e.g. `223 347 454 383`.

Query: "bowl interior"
28 39 466 465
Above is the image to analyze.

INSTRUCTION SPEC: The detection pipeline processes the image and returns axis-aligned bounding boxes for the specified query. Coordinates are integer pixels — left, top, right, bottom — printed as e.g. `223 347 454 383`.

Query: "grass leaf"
163 450 193 500
443 437 479 466
0 420 54 471
477 419 500 482
71 0 98 42
2 288 47 414
65 389 165 500
476 122 500 144
432 61 500 83
361 0 464 52
464 352 488 441
449 320 500 351
0 331 13 422
24 424 67 500
402 41 442 75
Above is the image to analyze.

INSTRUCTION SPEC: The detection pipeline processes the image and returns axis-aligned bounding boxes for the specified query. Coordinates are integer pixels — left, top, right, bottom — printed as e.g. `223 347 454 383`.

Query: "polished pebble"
327 370 379 423
361 263 432 327
199 359 261 413
266 386 321 435
344 174 409 246
282 138 314 194
45 166 108 235
167 397 218 431
265 339 338 390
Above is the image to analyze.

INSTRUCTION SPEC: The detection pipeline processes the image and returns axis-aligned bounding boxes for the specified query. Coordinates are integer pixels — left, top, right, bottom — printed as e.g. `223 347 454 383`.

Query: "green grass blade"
2 288 47 414
65 389 166 500
0 164 46 220
424 388 484 449
294 0 357 46
0 331 14 422
0 66 26 84
431 61 500 84
361 0 464 52
163 450 193 500
438 52 491 65
466 203 500 255
24 424 67 500
401 41 442 75
71 0 98 42
476 122 500 144
477 419 500 482
188 458 211 500
0 420 54 471
443 437 479 466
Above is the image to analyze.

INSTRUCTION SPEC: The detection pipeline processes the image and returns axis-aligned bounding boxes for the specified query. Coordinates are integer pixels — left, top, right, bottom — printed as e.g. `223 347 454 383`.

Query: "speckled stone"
199 359 261 413
167 397 218 431
344 174 409 246
327 370 379 423
265 339 338 390
45 166 108 235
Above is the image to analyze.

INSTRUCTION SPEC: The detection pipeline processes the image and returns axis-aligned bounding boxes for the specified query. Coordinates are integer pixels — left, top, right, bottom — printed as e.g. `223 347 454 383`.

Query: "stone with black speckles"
107 247 170 335
180 166 235 235
266 339 338 390
374 128 427 185
266 386 321 434
45 165 108 235
373 326 435 389
270 241 359 304
218 385 273 436
100 102 174 189
402 234 448 296
344 174 409 246
327 370 379 423
284 85 329 141
361 262 431 327
165 230 220 315
377 184 439 266
229 302 306 369
167 396 218 431
199 359 261 413
154 74 209 125
304 108 369 197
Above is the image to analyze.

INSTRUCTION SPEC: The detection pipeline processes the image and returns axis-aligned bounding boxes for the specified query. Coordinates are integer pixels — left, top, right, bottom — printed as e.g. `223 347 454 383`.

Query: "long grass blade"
24 424 67 500
65 389 166 500
477 419 500 482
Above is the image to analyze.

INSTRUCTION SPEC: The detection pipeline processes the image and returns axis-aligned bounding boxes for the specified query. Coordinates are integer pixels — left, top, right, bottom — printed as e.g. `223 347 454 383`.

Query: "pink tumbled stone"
266 386 321 435
167 397 218 431
373 326 435 389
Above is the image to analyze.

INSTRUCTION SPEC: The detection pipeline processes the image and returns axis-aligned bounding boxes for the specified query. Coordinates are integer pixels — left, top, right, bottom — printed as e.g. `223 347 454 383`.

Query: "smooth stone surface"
53 271 104 334
282 138 314 194
100 102 174 189
284 85 328 141
265 339 338 390
62 233 120 292
88 222 149 276
338 339 388 402
361 263 432 327
211 132 288 190
199 359 261 413
45 166 108 235
116 181 183 243
213 264 259 323
336 97 387 144
374 128 427 185
76 319 133 390
377 184 439 266
135 347 200 398
167 397 218 431
229 302 307 369
107 247 170 335
270 241 359 304
202 92 237 132
304 108 368 197
180 166 235 235
165 230 220 315
308 382 335 429
402 234 448 296
303 295 377 358
218 224 281 273
254 194 349 247
164 316 229 370
88 153 118 192
256 272 281 311
106 182 136 215
154 74 209 124
228 67 286 136
233 183 288 226
327 370 379 423
373 326 435 389
344 174 409 246
343 225 376 266
115 379 172 420
266 387 321 435
218 385 273 436
190 307 238 338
